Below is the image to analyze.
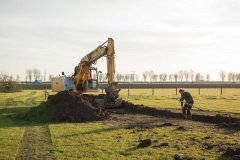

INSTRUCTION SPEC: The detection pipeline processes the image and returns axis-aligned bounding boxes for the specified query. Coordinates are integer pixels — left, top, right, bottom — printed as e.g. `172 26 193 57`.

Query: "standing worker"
179 88 194 120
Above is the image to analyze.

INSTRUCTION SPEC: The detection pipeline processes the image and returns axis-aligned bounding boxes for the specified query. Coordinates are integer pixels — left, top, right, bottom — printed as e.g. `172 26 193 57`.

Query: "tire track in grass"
24 91 46 106
0 97 13 114
0 91 37 108
15 125 56 160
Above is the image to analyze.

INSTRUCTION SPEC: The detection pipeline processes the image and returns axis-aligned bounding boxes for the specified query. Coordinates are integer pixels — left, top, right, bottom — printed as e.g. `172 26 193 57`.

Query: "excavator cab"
84 67 99 92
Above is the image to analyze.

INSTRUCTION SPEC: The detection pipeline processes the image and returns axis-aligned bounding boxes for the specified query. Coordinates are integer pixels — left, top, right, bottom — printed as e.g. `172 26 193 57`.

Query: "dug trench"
17 91 240 129
120 101 240 129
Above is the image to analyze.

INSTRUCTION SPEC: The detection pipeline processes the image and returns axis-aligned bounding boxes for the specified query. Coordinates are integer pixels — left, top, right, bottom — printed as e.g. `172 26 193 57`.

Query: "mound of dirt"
47 91 109 122
20 91 109 122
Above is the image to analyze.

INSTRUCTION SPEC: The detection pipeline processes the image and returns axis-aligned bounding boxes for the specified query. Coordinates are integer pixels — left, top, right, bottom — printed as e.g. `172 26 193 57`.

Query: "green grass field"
0 89 239 160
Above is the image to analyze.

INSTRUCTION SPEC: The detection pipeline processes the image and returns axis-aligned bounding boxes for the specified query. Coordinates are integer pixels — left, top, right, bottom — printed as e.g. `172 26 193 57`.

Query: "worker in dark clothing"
179 88 194 120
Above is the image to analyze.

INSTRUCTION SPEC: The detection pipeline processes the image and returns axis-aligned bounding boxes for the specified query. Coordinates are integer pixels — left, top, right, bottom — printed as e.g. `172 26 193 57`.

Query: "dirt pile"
47 91 109 122
18 93 240 125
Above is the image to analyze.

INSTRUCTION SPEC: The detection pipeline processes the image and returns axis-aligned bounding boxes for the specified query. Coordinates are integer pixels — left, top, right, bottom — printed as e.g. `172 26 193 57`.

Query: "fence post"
198 88 200 95
102 88 103 94
176 88 177 95
221 87 222 95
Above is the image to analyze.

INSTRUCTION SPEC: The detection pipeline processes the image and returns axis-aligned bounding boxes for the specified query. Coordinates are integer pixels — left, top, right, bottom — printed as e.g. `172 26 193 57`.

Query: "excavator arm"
72 38 118 95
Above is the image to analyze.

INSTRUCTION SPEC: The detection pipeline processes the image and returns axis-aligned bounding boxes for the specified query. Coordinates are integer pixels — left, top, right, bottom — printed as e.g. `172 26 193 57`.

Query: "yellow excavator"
51 38 121 107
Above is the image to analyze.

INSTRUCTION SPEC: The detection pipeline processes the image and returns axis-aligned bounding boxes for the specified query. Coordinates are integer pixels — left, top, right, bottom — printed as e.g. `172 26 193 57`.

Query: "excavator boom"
73 38 117 93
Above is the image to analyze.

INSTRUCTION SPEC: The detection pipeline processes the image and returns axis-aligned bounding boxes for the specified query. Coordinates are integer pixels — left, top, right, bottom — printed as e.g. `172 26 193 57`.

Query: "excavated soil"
22 91 240 126
120 101 240 127
46 91 109 122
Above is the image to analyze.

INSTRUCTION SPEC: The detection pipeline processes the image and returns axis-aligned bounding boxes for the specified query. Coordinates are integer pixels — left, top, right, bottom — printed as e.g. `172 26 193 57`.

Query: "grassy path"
16 125 55 160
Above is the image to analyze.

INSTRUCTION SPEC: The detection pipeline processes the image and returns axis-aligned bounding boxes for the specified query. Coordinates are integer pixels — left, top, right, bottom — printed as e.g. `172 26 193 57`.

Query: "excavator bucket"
84 94 122 108
95 98 122 108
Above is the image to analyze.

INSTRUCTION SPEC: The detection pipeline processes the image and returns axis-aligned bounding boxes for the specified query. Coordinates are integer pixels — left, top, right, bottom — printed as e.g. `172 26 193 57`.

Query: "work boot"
187 114 192 120
183 114 187 119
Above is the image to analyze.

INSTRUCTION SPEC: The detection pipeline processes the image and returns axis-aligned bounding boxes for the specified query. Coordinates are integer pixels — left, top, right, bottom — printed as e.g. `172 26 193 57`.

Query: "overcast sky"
0 0 240 80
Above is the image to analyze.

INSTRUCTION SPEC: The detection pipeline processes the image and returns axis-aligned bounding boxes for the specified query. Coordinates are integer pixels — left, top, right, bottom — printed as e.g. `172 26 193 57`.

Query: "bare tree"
206 74 210 82
43 70 47 82
135 74 139 81
9 75 13 81
236 73 240 82
174 73 178 82
178 70 184 81
120 74 125 81
168 74 173 82
195 73 201 82
0 73 18 92
125 74 130 82
0 73 9 82
228 72 233 82
232 73 236 82
159 74 163 82
148 70 154 82
130 74 135 82
200 74 204 81
219 70 227 82
16 74 20 82
162 73 167 82
142 71 148 82
184 70 189 81
26 69 33 82
190 70 195 82
33 69 41 80
227 72 237 82
152 74 158 82
49 74 54 82
116 73 121 82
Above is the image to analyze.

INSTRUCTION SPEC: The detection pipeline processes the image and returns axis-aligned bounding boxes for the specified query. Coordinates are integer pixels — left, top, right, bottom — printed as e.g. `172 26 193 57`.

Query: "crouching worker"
179 88 194 120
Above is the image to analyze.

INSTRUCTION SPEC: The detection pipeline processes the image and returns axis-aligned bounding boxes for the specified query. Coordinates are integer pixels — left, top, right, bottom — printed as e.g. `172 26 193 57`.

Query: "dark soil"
223 147 240 157
19 91 109 122
152 142 169 148
174 154 192 160
46 91 109 122
176 126 186 131
120 100 240 127
17 92 240 126
138 139 152 148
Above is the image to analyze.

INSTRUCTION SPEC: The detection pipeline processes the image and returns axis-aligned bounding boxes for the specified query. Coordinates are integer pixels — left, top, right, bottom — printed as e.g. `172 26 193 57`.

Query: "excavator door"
83 67 99 92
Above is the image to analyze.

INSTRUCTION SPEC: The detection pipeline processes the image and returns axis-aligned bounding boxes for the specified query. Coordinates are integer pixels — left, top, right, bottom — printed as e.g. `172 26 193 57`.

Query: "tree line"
25 69 54 82
0 69 240 83
98 70 240 82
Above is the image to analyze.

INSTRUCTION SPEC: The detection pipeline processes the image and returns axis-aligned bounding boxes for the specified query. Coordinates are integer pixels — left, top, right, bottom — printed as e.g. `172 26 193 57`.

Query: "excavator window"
87 68 98 90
